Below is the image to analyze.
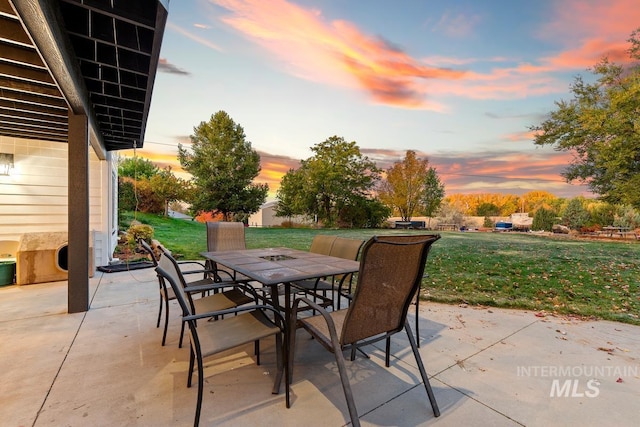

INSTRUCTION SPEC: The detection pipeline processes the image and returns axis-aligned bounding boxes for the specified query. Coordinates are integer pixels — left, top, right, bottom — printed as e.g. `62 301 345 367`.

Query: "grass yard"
121 212 640 325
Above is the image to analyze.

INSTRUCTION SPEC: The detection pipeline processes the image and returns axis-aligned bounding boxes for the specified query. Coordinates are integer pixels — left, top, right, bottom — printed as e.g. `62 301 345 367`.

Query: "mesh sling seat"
156 253 289 427
292 236 363 310
290 235 441 427
139 239 253 347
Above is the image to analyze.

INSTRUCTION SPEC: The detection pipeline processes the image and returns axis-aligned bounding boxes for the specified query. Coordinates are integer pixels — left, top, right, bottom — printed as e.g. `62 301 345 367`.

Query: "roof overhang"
0 0 168 157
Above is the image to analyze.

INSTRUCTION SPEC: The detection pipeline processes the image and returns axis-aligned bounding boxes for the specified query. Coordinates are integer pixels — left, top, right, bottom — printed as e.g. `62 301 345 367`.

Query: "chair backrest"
329 237 364 286
329 237 364 261
206 221 246 252
340 234 440 345
157 252 192 317
309 234 337 255
138 239 159 267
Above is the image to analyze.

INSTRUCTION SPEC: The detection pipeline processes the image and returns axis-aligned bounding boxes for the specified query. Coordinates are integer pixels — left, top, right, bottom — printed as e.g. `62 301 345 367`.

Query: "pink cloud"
360 148 591 198
210 0 465 110
167 21 223 51
139 142 588 198
537 0 640 69
201 0 638 108
503 130 538 142
541 0 640 43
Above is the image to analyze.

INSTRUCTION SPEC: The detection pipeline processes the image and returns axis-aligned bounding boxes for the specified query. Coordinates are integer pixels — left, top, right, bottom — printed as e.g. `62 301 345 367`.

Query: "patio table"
201 247 360 392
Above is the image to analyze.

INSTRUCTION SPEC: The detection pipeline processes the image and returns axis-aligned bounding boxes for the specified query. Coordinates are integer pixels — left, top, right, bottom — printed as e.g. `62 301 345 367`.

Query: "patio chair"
156 253 289 427
205 221 251 282
369 234 440 349
139 239 207 344
290 235 441 427
291 236 362 310
139 239 253 347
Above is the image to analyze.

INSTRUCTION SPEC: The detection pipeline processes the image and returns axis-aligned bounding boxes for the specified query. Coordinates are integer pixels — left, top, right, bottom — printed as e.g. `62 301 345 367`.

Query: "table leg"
269 282 285 394
284 282 294 384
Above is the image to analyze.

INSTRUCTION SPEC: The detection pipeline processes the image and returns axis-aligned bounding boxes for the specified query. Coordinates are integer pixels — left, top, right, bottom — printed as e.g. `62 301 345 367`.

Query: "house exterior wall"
248 203 280 227
0 136 114 269
248 201 311 227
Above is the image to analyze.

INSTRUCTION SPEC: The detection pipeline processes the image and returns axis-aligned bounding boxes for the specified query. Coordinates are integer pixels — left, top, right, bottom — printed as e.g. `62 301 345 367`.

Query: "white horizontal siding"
0 136 110 269
0 205 67 214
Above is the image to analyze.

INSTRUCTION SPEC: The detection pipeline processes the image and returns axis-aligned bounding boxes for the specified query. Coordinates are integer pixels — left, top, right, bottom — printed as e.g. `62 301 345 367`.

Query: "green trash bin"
0 261 16 286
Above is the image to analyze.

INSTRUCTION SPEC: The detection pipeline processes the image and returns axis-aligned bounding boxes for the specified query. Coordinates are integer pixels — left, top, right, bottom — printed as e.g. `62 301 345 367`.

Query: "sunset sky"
123 0 640 200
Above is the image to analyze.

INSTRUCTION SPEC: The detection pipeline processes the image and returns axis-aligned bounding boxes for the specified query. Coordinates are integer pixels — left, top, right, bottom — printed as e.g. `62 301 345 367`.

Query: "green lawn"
121 212 640 325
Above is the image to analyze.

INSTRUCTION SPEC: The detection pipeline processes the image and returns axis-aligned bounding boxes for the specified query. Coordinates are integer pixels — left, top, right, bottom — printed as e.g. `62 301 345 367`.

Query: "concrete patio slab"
0 267 638 426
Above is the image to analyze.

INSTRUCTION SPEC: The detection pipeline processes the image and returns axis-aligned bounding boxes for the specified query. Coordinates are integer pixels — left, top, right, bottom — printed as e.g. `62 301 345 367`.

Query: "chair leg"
194 348 205 427
157 295 162 328
187 347 195 388
404 321 440 417
161 297 170 346
255 340 261 365
385 337 391 367
415 291 420 348
179 320 186 348
334 345 361 427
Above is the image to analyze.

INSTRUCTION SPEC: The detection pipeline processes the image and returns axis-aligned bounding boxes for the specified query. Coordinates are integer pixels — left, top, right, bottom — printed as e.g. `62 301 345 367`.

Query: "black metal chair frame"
156 254 290 427
289 235 441 427
139 239 252 347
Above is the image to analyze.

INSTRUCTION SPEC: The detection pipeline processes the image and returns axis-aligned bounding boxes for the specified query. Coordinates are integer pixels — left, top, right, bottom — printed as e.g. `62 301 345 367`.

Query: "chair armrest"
336 274 352 295
292 296 341 346
211 269 237 282
177 260 206 268
177 260 212 276
183 303 285 325
185 280 261 304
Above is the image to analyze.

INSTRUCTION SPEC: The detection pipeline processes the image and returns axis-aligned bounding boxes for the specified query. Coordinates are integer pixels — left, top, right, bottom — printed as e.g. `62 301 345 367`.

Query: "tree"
562 198 590 230
614 205 640 228
149 167 191 216
421 166 445 228
379 150 435 221
118 176 137 212
588 201 616 227
275 168 309 220
178 111 268 221
444 193 520 216
437 202 464 227
520 190 559 213
532 207 556 231
531 28 640 207
275 136 381 227
476 202 500 216
118 156 162 214
337 195 391 228
118 156 158 179
131 178 164 213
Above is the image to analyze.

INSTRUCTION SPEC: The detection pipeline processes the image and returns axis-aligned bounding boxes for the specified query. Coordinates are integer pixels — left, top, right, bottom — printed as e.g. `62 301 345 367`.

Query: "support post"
68 111 90 313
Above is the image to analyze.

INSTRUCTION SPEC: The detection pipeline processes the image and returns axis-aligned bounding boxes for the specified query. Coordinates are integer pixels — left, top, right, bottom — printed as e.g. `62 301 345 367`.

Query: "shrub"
126 223 154 246
117 176 164 215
